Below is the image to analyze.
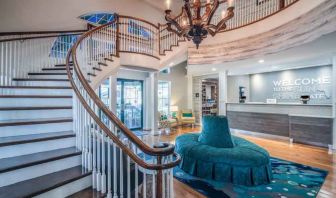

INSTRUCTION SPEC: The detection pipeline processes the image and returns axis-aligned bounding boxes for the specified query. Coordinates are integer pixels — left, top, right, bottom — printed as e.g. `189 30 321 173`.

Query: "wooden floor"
155 126 336 198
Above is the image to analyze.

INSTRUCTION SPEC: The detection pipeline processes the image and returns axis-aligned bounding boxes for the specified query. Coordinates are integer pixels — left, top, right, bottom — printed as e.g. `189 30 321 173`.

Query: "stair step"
104 57 113 62
0 87 73 96
0 97 72 108
27 73 69 80
0 117 73 127
93 67 102 71
0 86 72 89
0 147 80 173
42 68 73 71
0 106 72 120
13 78 69 81
0 95 71 98
28 72 68 75
11 79 70 87
98 62 108 67
0 131 75 147
0 166 90 198
0 106 72 111
55 63 73 67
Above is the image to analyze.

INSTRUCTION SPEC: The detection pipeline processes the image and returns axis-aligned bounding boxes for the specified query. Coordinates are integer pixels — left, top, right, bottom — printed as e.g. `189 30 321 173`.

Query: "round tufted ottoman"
175 133 273 186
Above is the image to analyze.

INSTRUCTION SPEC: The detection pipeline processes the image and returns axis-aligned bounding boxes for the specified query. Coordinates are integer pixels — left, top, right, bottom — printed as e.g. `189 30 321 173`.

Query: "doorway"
117 79 143 130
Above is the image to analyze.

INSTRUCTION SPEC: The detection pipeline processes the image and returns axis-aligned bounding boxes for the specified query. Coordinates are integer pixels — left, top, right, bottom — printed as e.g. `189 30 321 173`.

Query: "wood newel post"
156 155 163 198
279 0 285 9
116 14 120 57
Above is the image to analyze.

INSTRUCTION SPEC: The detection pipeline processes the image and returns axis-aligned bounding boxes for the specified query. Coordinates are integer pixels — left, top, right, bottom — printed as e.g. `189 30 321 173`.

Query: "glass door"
117 79 143 130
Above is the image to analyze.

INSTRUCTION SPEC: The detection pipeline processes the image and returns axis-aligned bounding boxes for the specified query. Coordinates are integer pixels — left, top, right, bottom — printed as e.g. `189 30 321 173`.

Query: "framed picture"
256 0 271 6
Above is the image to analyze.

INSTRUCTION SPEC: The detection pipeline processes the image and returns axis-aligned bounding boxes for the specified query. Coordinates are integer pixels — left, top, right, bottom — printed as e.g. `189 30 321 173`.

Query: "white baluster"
107 138 112 198
101 132 107 193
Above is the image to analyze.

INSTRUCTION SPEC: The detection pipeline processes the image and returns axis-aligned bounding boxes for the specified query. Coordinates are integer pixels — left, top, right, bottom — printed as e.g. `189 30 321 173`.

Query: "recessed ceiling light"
211 68 217 71
258 59 265 63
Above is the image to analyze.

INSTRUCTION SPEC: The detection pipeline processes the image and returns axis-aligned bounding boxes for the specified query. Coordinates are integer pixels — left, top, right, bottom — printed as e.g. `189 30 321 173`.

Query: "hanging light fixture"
164 0 235 49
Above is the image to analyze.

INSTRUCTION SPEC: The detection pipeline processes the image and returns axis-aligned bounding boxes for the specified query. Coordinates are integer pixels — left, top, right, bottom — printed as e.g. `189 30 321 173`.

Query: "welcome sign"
250 66 332 104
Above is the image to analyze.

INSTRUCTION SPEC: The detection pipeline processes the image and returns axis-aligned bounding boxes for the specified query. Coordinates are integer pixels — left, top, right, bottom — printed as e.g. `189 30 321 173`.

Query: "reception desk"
226 103 333 147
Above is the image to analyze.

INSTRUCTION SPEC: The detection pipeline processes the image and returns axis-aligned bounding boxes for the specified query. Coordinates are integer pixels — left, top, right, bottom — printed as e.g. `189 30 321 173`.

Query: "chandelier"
164 0 235 49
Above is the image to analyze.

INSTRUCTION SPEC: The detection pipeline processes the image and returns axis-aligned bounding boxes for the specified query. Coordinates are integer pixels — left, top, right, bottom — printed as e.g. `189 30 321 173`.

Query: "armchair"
178 109 196 128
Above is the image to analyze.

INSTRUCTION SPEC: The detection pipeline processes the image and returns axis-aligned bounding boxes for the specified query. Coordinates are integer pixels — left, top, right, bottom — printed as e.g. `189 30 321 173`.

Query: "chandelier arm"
195 0 201 20
205 27 216 37
205 0 220 25
183 0 194 26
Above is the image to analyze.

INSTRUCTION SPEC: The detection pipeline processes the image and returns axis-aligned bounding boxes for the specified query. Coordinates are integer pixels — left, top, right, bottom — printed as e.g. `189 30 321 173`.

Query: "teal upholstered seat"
175 121 273 186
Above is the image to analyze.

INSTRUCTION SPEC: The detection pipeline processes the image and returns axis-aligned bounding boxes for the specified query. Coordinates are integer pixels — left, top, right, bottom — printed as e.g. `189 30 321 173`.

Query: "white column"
187 74 193 110
152 73 159 135
218 71 228 116
109 75 117 114
332 56 336 151
144 76 152 130
144 72 159 134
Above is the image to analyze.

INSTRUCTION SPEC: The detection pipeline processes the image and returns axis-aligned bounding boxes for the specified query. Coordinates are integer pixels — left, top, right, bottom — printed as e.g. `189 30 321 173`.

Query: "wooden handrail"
0 29 87 36
67 18 181 170
0 33 83 43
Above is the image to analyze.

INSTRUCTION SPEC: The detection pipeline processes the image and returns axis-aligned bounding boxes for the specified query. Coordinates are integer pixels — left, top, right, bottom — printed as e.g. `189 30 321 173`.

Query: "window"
50 35 78 58
128 20 151 39
79 12 116 25
158 81 171 116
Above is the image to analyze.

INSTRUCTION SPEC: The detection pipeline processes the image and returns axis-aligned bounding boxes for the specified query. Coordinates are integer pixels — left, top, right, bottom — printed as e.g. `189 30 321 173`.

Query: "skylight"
79 12 116 25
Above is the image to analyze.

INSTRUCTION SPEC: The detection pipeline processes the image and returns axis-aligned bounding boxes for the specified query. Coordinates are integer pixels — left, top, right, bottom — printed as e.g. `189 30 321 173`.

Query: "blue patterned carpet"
173 157 328 198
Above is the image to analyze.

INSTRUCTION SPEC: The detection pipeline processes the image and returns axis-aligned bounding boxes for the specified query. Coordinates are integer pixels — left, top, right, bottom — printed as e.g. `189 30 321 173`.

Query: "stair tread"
0 166 91 198
0 95 72 98
0 106 72 111
13 78 69 81
42 68 73 71
0 117 73 127
55 64 73 67
0 131 75 147
0 86 72 89
28 72 68 75
0 146 80 173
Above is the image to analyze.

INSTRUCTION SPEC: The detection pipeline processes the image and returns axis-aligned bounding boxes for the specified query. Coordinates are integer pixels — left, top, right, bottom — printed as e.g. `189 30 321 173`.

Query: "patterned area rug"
173 157 328 198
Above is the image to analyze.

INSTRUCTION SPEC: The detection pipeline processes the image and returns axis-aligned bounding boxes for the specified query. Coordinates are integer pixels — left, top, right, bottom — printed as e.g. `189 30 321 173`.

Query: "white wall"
117 69 149 81
227 75 250 103
0 0 165 32
158 62 188 110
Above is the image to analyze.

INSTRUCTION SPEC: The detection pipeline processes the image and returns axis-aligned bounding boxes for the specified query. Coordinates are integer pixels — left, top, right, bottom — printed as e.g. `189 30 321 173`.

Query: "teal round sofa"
175 133 273 186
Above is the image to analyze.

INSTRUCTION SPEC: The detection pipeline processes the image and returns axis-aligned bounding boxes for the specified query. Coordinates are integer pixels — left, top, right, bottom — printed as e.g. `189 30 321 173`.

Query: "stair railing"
67 18 181 198
0 31 85 86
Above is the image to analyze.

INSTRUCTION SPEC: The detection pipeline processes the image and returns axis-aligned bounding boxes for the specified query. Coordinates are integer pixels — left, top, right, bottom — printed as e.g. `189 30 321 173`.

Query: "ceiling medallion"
165 0 235 49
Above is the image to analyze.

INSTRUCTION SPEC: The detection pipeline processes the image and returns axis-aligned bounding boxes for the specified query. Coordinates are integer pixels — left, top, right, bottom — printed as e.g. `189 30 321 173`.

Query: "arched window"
79 12 116 25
